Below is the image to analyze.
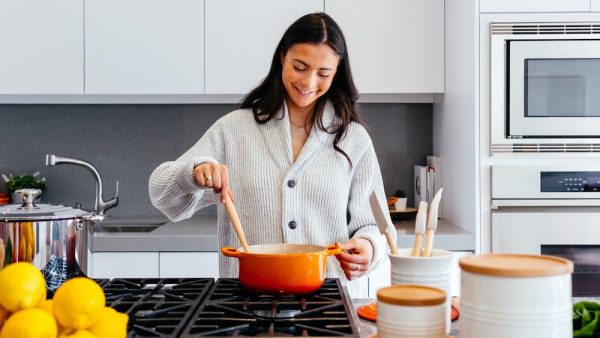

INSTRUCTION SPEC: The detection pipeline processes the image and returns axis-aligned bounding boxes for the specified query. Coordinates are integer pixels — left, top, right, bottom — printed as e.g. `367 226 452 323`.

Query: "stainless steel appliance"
89 278 360 337
414 156 443 217
490 22 600 154
0 189 96 292
491 165 600 296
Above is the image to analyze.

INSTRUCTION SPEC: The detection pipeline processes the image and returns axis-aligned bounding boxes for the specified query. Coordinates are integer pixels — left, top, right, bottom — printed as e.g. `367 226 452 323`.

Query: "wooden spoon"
223 194 250 252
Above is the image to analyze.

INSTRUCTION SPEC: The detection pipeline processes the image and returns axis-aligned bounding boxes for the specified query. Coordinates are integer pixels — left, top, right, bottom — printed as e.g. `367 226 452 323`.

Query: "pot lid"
0 189 93 221
377 285 446 306
459 253 574 277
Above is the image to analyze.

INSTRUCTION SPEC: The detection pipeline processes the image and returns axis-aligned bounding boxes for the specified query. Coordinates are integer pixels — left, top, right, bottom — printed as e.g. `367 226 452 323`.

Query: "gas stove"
92 278 360 338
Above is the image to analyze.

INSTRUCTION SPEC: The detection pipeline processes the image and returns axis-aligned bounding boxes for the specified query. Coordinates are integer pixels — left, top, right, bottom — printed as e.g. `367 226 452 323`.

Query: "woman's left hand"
335 238 373 280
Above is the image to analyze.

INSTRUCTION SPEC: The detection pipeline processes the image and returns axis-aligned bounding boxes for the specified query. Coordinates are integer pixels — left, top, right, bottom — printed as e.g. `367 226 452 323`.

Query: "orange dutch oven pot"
221 243 343 294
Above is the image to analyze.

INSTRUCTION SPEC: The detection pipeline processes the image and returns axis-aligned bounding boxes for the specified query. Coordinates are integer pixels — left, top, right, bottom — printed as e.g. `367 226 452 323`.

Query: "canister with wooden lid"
459 254 573 338
377 285 447 338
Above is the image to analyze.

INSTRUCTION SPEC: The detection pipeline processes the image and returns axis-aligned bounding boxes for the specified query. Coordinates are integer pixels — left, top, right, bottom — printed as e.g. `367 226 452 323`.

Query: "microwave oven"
490 22 600 154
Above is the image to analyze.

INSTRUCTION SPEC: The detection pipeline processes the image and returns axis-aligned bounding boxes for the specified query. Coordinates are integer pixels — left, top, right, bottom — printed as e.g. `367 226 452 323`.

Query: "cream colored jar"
377 285 446 338
459 254 573 338
389 248 455 333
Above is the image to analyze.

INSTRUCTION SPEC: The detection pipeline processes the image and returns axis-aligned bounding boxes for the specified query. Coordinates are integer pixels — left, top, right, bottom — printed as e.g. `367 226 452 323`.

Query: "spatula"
369 191 399 255
411 201 428 257
224 194 250 253
422 188 443 257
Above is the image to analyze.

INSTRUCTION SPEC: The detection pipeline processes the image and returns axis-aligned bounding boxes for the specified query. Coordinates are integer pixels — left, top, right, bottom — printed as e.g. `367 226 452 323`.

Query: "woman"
149 12 396 297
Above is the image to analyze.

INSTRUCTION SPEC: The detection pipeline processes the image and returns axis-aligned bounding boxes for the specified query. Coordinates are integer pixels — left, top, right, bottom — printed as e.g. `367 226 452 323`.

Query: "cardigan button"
288 221 297 229
287 180 296 188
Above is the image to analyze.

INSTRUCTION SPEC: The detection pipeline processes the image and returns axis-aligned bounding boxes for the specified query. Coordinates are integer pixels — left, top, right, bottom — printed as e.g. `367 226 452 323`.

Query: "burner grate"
179 278 359 337
102 278 214 338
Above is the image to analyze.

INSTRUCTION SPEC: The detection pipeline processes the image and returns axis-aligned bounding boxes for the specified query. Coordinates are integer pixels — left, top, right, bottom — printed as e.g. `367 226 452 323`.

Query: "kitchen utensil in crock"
223 194 250 252
221 243 342 294
368 191 398 255
0 189 102 293
422 188 443 257
411 201 428 257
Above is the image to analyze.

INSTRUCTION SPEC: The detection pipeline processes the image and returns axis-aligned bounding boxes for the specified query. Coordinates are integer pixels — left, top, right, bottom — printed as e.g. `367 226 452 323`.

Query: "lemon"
38 299 54 315
0 262 46 312
53 278 105 329
88 307 128 338
38 299 67 333
57 329 96 338
0 304 8 329
0 308 57 338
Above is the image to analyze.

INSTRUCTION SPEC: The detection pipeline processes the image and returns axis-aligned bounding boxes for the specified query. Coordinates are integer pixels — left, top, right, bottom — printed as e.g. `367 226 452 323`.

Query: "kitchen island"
91 215 475 252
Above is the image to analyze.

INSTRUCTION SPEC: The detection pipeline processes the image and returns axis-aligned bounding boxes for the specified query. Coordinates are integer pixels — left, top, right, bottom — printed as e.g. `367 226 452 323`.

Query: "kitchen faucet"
46 154 119 216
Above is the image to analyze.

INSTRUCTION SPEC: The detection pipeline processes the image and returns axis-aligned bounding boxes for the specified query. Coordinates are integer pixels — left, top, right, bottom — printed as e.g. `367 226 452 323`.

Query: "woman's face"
281 43 340 114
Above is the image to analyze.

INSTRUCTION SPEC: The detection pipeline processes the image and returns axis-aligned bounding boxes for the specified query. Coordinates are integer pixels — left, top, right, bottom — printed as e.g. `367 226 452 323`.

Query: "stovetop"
91 278 360 338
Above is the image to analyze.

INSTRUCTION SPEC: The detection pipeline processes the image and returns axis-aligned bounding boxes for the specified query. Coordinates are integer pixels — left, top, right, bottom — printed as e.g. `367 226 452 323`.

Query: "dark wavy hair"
240 12 363 167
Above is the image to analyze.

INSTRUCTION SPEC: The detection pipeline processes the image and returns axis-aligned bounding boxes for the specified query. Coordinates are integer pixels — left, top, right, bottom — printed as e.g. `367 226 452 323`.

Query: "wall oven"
490 22 600 154
491 165 600 296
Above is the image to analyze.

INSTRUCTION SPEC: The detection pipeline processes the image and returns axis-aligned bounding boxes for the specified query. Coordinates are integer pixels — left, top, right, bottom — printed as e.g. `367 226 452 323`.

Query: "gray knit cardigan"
148 102 396 297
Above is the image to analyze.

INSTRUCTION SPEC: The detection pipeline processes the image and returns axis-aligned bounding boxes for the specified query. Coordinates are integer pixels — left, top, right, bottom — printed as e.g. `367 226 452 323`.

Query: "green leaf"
573 301 600 337
574 311 600 337
5 174 46 193
393 189 406 198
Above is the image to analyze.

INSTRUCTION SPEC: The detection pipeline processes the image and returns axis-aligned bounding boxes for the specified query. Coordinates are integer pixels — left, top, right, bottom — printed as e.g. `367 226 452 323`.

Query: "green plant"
2 172 46 193
394 189 407 198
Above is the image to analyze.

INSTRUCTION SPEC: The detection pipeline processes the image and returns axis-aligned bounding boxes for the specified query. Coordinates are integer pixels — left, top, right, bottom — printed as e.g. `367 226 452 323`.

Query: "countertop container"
0 189 99 293
390 248 455 334
377 285 446 338
459 254 574 338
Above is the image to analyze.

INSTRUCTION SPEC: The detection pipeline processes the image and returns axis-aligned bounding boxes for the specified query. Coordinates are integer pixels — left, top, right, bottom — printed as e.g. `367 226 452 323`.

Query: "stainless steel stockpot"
0 189 98 292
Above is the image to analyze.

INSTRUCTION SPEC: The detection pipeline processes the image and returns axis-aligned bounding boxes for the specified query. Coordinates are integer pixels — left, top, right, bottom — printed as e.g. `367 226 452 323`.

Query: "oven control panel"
541 171 600 192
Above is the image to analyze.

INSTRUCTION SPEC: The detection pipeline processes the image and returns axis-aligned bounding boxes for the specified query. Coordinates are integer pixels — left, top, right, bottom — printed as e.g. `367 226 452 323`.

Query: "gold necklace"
289 118 305 129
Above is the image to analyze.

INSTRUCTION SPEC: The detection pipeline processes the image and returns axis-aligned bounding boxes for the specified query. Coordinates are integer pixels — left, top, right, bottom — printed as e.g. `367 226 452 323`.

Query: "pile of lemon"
0 262 128 338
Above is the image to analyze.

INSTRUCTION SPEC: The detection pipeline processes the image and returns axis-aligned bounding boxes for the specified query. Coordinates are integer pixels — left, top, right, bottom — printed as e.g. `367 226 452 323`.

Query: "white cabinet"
204 0 323 94
91 252 160 279
85 0 204 94
593 0 600 12
0 0 83 94
326 0 444 94
159 252 219 278
480 0 590 13
89 252 219 279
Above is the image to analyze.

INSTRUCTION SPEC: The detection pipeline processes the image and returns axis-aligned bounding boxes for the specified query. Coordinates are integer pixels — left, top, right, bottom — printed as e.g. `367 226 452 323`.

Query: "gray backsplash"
0 103 432 217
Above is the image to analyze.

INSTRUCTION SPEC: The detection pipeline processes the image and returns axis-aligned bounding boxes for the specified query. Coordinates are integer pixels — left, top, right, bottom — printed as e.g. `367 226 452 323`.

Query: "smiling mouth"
294 85 314 96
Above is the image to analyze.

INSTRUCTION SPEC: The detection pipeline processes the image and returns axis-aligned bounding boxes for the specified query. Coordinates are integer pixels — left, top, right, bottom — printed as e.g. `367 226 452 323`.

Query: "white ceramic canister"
459 254 574 338
389 248 455 333
377 285 447 338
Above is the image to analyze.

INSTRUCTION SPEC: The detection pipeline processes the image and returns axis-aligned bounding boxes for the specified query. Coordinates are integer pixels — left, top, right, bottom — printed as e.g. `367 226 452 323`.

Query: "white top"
148 102 396 297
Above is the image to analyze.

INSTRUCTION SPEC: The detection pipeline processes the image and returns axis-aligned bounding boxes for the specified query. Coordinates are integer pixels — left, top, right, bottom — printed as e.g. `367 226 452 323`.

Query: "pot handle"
221 247 242 258
325 243 343 256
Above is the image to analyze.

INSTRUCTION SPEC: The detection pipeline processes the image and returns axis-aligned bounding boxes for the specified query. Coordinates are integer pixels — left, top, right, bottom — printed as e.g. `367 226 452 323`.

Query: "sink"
93 220 167 233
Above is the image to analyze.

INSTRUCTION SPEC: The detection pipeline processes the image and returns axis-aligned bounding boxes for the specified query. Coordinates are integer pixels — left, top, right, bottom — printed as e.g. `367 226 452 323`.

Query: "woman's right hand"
193 163 233 204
